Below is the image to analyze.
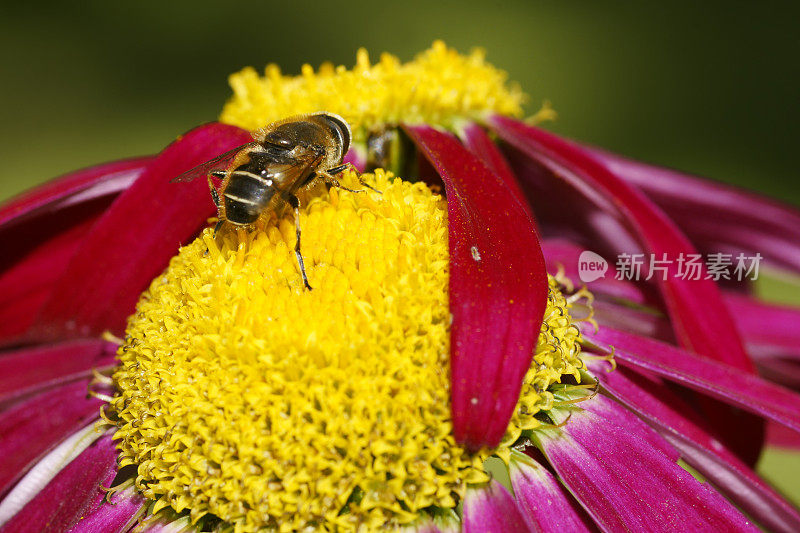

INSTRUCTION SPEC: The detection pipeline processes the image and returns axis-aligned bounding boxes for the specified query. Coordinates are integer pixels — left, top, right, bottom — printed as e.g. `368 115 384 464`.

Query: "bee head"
262 113 351 168
313 112 351 162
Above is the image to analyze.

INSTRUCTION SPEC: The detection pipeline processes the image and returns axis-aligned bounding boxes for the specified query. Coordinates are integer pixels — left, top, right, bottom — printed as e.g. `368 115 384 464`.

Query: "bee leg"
288 194 313 291
327 163 383 194
359 177 383 194
208 176 222 208
319 171 364 194
208 176 224 236
326 164 349 174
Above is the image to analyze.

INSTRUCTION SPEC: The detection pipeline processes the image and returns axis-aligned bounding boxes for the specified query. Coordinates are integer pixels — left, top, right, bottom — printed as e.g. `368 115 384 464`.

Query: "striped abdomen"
222 148 317 225
222 165 276 225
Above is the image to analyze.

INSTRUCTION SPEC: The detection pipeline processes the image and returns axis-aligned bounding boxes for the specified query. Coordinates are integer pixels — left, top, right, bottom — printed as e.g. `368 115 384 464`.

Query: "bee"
172 112 377 290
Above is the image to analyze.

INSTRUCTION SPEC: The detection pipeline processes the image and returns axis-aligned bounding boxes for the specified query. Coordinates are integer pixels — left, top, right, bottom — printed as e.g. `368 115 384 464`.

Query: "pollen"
219 40 525 142
110 170 584 531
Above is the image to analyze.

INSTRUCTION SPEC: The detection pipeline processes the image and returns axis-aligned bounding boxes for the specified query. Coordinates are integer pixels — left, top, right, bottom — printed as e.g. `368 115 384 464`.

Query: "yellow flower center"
110 171 584 531
219 40 525 142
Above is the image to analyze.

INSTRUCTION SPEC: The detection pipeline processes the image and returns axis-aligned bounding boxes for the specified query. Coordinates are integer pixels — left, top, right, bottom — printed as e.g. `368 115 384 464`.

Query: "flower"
1 41 800 532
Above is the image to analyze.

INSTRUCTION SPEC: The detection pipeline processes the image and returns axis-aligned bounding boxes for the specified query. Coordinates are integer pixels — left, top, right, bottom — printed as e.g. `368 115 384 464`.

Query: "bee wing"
170 143 255 183
265 152 326 193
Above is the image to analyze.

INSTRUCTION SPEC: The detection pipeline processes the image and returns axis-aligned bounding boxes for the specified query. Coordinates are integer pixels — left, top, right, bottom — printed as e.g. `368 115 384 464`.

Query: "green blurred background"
1 0 798 505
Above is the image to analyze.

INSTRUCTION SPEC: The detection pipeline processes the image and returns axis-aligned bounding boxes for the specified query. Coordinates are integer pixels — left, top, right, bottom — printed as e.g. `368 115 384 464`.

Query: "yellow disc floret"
220 41 525 142
110 171 584 531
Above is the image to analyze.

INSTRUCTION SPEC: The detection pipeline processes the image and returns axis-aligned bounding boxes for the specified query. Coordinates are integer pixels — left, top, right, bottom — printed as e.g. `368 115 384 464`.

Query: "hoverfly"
172 112 378 290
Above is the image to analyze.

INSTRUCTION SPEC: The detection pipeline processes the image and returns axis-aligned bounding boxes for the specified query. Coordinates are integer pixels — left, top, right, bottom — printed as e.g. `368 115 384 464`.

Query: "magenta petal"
0 340 116 404
1 434 117 532
33 123 253 338
343 147 367 172
540 239 655 306
403 124 548 449
590 361 800 533
726 293 800 359
0 159 149 342
665 220 800 278
723 294 800 389
757 357 800 390
578 390 678 461
66 487 145 533
509 453 593 532
768 421 800 449
592 299 673 342
463 480 533 533
489 116 762 461
541 237 800 367
0 221 92 343
0 160 143 341
461 122 539 232
0 381 103 498
0 157 149 229
537 398 757 532
589 148 800 273
593 294 800 390
586 326 800 435
0 195 125 344
489 116 752 372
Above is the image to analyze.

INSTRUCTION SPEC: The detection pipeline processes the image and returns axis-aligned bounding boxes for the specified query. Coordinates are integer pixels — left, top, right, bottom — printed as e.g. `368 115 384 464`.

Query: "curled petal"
0 157 149 229
33 123 253 339
0 160 146 343
404 124 547 449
